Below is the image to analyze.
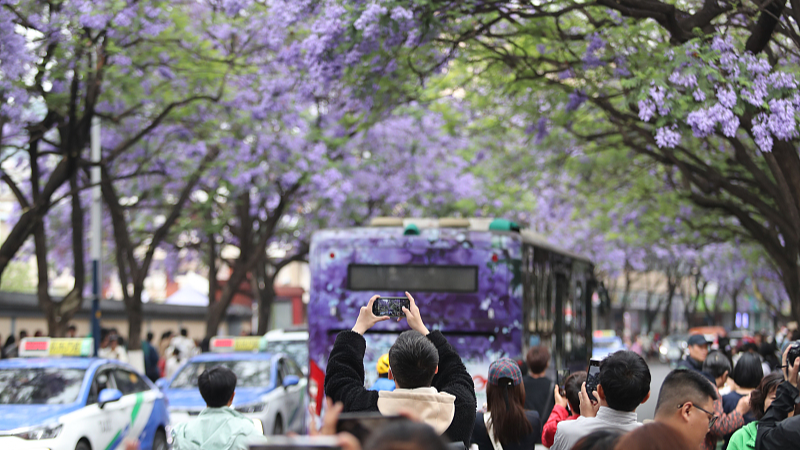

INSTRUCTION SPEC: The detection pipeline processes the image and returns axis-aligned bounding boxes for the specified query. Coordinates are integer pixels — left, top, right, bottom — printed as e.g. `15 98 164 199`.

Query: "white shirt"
550 407 642 450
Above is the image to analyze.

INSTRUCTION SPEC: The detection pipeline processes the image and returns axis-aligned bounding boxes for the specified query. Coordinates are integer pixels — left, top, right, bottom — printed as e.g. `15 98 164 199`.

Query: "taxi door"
112 369 157 443
278 358 305 432
82 367 129 450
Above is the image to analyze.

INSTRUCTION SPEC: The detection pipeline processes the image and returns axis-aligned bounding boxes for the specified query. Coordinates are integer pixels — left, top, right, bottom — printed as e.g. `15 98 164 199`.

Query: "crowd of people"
0 325 202 382
315 295 800 450
12 295 800 450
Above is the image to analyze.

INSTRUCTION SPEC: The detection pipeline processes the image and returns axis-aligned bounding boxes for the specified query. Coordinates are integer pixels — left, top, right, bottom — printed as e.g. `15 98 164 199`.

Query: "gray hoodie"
172 407 268 450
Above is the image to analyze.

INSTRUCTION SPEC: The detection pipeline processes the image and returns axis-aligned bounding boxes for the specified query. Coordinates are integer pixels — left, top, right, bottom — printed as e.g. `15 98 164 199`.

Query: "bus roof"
315 218 593 265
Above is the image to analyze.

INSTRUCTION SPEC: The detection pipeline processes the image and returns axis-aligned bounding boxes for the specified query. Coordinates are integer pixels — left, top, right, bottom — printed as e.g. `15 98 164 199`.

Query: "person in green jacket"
172 366 269 450
727 372 784 450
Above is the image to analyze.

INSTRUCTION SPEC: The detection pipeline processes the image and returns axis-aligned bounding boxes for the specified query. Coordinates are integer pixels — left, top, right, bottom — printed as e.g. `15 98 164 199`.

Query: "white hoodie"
377 387 456 435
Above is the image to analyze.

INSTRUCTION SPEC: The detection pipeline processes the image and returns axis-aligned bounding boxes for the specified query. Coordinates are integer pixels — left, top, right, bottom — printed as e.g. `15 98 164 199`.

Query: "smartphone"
251 435 342 450
585 359 601 402
557 369 570 396
336 412 409 443
372 297 410 317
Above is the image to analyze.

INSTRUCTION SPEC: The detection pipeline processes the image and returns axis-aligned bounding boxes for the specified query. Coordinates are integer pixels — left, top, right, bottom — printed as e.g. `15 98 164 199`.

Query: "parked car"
659 334 689 364
0 338 169 450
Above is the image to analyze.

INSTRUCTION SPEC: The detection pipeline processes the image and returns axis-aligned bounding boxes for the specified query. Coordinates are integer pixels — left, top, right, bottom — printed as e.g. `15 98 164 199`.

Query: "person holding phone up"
324 293 477 446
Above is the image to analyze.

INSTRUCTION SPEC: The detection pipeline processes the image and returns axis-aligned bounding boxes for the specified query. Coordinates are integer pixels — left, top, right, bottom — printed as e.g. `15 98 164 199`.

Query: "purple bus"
307 218 596 413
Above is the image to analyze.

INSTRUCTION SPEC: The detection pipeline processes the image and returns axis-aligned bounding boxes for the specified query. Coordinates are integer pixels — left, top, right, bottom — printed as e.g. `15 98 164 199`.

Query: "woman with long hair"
471 358 540 450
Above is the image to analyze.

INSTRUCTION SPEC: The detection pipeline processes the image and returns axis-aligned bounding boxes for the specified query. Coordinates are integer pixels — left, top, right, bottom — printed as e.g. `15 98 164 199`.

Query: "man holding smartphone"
324 292 477 445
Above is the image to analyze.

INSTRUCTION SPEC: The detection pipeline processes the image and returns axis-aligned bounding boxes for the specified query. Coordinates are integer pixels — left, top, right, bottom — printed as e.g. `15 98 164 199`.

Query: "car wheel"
76 440 91 450
273 415 283 435
153 429 168 450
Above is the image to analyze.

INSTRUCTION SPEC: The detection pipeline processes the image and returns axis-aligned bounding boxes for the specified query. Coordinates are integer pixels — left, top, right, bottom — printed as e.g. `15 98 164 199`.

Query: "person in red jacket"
542 371 586 448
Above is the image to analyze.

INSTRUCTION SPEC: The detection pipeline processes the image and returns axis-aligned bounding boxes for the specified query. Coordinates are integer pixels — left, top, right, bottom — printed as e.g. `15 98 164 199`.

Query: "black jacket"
676 356 703 372
755 381 800 450
324 330 477 444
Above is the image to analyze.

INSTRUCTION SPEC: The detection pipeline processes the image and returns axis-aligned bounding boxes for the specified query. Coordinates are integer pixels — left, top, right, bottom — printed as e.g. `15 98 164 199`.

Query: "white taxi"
0 337 170 450
158 336 306 436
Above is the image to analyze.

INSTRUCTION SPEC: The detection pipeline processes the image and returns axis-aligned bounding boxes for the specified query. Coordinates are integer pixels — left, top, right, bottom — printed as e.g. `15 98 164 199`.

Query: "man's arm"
542 404 570 448
754 381 800 449
755 346 800 450
324 296 389 412
709 397 744 439
323 330 379 413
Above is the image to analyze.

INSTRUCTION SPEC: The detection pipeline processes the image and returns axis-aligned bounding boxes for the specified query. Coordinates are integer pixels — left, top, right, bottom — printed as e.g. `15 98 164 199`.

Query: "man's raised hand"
352 295 390 335
401 292 429 335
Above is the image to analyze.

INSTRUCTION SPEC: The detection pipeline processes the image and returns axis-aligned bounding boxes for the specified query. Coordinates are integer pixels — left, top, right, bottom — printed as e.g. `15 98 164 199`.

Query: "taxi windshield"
263 341 307 361
594 339 621 349
170 360 271 389
0 368 85 404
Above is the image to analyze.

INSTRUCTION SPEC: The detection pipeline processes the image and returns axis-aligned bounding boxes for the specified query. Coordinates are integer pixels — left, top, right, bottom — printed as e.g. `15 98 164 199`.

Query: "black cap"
688 335 711 346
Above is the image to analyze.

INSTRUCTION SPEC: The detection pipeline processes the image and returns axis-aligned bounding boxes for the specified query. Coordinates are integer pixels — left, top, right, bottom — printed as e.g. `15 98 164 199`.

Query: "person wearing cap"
677 335 711 373
470 358 541 450
370 354 396 392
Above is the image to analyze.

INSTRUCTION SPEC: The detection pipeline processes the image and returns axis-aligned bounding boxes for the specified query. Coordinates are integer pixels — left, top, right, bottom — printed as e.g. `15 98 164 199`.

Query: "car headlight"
15 423 63 440
235 402 267 414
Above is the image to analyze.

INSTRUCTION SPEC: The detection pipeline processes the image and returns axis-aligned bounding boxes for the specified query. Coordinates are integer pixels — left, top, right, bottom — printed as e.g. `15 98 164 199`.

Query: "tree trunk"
126 287 144 351
256 269 276 335
784 264 800 324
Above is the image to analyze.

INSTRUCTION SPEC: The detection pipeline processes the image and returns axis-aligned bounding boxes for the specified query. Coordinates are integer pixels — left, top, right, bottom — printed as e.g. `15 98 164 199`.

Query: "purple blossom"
565 90 587 112
692 89 706 102
668 71 697 89
768 72 797 90
766 98 798 141
716 85 736 109
353 3 387 40
710 35 734 53
655 126 681 148
638 99 656 122
389 6 413 22
752 113 773 152
582 33 605 68
649 85 671 115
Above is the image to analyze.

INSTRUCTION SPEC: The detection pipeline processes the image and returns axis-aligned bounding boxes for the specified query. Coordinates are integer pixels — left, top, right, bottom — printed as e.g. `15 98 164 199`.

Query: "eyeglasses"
678 403 718 429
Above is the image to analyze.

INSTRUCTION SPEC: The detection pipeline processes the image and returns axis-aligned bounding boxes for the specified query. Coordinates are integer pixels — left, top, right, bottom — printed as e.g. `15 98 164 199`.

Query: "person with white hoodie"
325 292 477 446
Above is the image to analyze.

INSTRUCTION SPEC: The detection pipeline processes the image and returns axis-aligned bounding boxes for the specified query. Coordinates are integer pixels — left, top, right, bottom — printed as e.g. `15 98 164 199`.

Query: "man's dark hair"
702 351 732 378
198 366 237 407
732 352 764 389
364 421 447 450
67 325 77 332
654 370 719 417
598 351 651 412
180 328 188 337
146 332 154 342
526 345 550 374
565 371 587 414
161 331 172 340
19 330 27 339
571 430 622 450
388 330 439 389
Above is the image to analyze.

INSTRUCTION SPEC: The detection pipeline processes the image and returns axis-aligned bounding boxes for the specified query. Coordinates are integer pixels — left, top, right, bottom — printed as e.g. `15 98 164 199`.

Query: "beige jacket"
377 387 456 435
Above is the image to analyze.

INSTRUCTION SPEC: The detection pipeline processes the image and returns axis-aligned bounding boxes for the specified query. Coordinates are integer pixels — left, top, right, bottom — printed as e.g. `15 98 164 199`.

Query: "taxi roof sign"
210 336 262 353
593 330 616 339
19 337 93 357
